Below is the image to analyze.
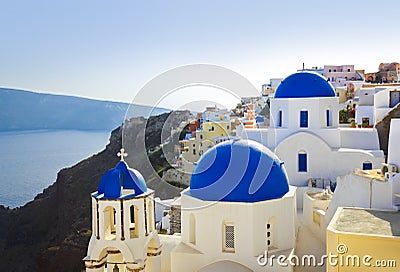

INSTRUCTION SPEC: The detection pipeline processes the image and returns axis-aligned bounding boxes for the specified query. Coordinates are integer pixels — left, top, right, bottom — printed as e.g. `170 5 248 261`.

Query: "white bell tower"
84 149 161 272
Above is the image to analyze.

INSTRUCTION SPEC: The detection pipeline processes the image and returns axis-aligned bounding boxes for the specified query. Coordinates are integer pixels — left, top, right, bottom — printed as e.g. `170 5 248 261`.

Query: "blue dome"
274 71 335 98
189 139 289 202
97 161 147 199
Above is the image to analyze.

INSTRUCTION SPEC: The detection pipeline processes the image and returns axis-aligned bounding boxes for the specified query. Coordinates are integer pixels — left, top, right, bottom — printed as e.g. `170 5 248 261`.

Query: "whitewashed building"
85 139 297 271
374 87 400 122
170 139 296 272
238 72 384 193
84 150 161 272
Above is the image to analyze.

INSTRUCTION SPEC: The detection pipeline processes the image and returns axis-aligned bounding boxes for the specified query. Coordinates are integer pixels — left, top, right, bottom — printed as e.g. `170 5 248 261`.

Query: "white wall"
358 88 375 105
274 132 383 187
269 97 340 149
172 188 296 272
339 128 381 150
374 88 391 122
388 119 400 167
355 105 374 125
325 173 394 227
302 189 331 242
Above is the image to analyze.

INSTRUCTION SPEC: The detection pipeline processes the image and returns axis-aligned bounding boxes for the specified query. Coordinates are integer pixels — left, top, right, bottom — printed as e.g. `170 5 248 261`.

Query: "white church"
84 71 397 272
237 72 384 202
84 140 297 271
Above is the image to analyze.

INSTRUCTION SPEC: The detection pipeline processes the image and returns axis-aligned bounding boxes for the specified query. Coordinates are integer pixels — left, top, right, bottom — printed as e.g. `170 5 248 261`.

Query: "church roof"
274 71 336 99
96 160 147 199
189 139 289 202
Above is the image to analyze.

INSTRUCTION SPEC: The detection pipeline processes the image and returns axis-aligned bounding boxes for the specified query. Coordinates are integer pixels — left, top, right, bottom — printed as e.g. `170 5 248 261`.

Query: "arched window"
104 206 117 240
130 205 139 238
189 213 196 244
298 151 308 172
300 110 308 128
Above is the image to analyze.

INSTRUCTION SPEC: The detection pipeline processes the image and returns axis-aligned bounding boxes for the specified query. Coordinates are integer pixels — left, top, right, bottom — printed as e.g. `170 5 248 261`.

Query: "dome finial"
117 148 128 161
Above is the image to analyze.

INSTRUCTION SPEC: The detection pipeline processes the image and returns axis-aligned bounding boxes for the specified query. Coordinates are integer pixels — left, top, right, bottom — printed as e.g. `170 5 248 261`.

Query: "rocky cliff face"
0 111 190 271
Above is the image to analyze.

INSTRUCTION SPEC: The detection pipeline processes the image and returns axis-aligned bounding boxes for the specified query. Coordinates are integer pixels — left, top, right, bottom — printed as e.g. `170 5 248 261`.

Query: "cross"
117 148 128 161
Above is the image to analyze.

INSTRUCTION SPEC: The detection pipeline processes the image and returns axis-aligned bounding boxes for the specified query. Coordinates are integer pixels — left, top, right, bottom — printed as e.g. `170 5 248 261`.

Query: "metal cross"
117 148 128 161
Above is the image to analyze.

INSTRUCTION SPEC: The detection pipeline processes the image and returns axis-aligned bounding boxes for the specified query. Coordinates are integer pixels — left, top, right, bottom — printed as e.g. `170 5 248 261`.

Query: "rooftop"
354 168 386 182
330 208 400 237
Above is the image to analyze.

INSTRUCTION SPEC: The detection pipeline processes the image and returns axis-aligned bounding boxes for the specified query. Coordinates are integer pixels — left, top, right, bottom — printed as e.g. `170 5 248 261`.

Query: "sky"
1 0 400 109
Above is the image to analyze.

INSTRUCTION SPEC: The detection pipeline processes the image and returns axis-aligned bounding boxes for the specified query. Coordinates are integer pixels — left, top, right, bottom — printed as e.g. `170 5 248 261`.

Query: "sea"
0 129 111 208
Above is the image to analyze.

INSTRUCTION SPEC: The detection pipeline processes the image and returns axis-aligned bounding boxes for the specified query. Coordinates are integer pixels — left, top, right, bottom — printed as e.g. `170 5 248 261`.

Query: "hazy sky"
1 0 399 107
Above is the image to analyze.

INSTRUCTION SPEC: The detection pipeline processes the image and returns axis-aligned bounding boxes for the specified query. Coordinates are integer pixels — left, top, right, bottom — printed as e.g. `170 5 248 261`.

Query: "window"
227 125 230 130
363 162 373 170
348 68 351 72
148 201 154 232
334 69 337 72
266 217 276 249
328 69 331 72
130 205 139 238
104 206 117 240
300 110 308 128
223 222 235 252
326 109 331 127
298 152 307 172
211 126 215 131
189 214 196 244
277 110 282 127
193 148 196 155
200 135 203 140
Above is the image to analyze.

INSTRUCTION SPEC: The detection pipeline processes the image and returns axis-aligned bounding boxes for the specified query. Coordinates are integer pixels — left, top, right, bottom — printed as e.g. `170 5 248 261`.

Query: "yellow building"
327 207 400 272
179 121 233 172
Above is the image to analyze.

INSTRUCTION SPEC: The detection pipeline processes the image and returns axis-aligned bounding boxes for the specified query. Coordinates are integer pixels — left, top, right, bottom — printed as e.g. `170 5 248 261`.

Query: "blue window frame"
298 152 307 172
300 110 308 128
363 162 372 170
326 109 331 127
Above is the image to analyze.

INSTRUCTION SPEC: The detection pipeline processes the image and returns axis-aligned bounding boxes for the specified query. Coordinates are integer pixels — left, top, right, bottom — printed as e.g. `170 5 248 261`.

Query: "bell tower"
84 149 161 272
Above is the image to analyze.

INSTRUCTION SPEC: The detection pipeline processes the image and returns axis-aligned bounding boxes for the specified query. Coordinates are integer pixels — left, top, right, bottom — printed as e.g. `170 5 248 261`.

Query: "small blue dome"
97 161 147 199
189 139 289 202
274 71 335 98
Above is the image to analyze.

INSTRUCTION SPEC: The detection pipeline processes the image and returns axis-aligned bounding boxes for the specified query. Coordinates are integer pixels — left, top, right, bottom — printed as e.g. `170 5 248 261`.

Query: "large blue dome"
274 71 335 98
189 139 289 202
97 161 147 199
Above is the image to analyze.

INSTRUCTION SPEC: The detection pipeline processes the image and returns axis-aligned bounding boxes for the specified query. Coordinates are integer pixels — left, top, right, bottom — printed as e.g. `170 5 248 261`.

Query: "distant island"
0 88 170 131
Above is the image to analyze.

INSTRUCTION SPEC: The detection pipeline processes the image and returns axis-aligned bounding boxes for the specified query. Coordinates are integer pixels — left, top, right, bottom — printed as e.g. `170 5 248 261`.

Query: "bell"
113 263 119 272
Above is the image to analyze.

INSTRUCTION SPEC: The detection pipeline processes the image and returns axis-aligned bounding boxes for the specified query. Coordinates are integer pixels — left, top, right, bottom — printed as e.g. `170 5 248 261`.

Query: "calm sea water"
0 130 110 208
